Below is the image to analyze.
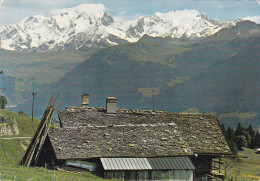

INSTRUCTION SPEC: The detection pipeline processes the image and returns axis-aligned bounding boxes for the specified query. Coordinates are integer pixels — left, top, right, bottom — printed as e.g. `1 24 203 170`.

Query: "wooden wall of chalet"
101 170 193 181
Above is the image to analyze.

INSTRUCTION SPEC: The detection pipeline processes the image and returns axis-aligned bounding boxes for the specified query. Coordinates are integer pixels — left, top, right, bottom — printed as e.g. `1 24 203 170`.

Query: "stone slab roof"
48 107 231 160
49 122 193 159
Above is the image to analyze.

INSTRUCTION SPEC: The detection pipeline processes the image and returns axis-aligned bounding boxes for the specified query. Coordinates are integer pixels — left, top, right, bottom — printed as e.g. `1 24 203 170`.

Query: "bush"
18 110 28 116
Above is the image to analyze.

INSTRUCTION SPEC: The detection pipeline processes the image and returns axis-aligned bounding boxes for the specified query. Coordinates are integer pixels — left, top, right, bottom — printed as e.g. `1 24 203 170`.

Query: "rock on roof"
48 107 231 160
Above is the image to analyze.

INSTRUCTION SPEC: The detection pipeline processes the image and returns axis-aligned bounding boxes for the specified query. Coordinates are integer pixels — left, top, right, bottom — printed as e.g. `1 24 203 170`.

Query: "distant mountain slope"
12 35 260 129
0 47 99 106
0 3 249 51
157 36 260 128
2 19 259 108
209 20 260 39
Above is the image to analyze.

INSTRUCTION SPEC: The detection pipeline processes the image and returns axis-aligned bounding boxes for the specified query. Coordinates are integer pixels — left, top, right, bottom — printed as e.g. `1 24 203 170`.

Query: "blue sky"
0 0 259 24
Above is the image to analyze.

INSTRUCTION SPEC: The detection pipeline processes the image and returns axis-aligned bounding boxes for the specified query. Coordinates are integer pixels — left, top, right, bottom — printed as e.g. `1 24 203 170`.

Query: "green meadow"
0 109 109 181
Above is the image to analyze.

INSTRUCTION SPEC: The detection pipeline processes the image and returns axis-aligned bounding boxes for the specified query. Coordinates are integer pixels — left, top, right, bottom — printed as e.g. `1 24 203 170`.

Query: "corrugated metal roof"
101 158 152 170
147 157 194 170
101 157 195 170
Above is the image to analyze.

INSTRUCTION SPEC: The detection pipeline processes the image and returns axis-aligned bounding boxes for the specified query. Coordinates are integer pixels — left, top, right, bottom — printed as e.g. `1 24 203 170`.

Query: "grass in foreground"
0 165 107 181
0 110 111 180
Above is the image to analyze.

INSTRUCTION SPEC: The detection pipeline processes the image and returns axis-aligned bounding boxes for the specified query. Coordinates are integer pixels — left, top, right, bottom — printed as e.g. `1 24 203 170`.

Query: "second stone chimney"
81 93 89 107
106 97 117 114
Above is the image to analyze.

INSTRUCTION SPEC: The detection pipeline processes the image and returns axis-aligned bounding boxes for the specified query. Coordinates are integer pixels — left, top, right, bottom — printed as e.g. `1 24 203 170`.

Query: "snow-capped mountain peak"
0 4 249 51
51 4 106 18
155 9 201 24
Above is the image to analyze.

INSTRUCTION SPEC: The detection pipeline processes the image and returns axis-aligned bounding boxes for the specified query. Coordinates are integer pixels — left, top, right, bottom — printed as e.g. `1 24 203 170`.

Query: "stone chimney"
106 97 117 114
81 93 89 107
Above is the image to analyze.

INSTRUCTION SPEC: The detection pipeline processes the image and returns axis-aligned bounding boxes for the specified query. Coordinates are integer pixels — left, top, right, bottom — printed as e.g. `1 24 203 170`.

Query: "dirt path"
0 137 32 140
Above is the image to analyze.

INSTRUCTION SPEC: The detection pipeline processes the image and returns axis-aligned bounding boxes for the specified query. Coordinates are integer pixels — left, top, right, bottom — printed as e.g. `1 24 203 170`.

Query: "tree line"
220 123 260 154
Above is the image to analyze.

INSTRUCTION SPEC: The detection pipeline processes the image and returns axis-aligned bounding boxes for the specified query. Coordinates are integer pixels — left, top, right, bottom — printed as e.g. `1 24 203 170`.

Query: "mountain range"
0 4 252 52
0 4 259 130
11 30 260 130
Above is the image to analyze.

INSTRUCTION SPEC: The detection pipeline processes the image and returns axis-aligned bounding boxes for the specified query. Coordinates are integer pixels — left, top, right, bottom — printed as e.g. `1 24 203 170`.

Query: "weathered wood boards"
20 95 56 166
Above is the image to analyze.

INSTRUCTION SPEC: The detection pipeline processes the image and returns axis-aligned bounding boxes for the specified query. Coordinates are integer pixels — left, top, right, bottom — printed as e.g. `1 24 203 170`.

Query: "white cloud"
114 11 147 23
242 16 260 24
0 0 102 24
0 5 28 24
155 9 200 23
50 3 106 16
114 11 128 21
0 1 259 25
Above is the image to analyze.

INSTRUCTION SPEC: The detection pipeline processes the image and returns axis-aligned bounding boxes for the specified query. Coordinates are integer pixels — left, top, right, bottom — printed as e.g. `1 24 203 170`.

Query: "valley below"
4 31 260 130
0 47 99 106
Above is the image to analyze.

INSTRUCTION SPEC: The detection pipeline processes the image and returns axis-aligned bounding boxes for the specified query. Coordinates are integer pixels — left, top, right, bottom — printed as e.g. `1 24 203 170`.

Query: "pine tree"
226 126 235 141
247 125 255 138
224 126 238 154
246 125 255 148
236 135 247 150
234 123 249 150
235 123 247 137
251 131 260 149
219 123 226 137
0 95 7 109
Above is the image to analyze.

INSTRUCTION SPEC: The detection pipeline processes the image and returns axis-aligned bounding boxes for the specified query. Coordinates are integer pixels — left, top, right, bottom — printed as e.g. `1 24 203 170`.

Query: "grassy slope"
222 148 260 180
116 41 190 64
0 166 106 181
0 110 108 181
230 148 260 180
1 109 259 180
0 109 38 136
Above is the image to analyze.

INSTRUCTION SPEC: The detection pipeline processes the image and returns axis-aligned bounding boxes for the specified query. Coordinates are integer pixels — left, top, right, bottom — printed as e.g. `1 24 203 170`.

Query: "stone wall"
0 123 19 136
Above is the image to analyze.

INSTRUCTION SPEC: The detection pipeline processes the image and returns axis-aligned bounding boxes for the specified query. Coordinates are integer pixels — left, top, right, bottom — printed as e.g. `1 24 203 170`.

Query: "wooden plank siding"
103 170 193 181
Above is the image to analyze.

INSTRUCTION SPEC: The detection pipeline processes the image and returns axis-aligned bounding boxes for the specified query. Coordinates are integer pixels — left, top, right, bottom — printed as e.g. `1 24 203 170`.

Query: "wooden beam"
20 95 57 167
